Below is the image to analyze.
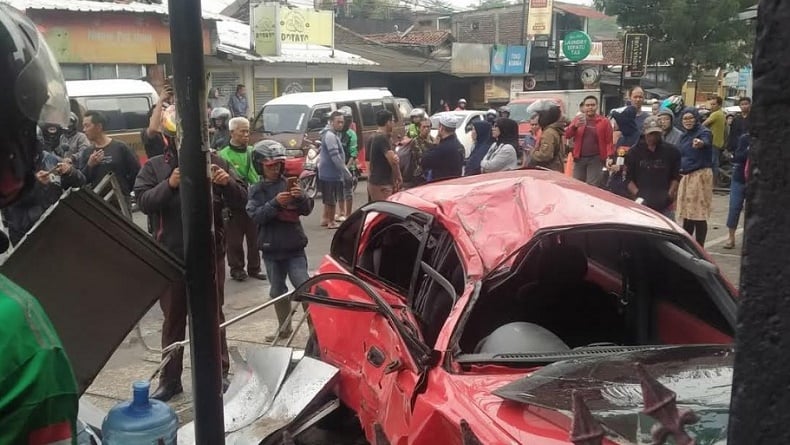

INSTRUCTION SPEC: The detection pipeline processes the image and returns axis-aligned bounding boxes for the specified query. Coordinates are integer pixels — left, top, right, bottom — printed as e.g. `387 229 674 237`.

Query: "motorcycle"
299 139 319 199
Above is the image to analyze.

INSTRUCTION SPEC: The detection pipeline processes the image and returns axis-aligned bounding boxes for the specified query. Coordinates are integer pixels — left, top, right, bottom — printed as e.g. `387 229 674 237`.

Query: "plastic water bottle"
102 380 178 444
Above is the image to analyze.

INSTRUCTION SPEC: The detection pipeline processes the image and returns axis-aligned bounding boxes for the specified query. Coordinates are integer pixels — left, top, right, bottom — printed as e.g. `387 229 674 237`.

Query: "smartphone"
287 177 298 189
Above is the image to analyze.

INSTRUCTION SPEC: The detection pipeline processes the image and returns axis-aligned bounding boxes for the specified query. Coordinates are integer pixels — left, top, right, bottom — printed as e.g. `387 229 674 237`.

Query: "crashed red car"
294 170 737 444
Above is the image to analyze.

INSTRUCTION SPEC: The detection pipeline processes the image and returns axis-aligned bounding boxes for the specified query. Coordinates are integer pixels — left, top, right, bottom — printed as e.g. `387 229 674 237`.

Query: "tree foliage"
593 0 755 86
468 0 512 10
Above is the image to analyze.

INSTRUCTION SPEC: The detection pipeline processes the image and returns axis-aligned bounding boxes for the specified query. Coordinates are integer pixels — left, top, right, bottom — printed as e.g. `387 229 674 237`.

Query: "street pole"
520 0 527 45
167 0 225 443
728 1 790 443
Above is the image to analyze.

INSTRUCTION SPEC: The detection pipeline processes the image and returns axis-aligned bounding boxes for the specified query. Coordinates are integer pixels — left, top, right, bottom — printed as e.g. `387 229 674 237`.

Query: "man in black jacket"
134 120 248 401
421 114 464 181
247 140 313 341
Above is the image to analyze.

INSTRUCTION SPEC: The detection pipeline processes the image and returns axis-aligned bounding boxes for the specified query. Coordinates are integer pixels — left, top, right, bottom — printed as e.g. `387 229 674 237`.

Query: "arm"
294 195 315 216
124 145 141 190
602 119 614 157
668 148 681 200
348 131 358 158
215 157 248 211
328 138 348 174
733 134 750 164
134 162 176 214
530 130 557 162
625 151 639 197
60 167 86 189
564 117 581 139
420 145 443 170
146 97 166 138
246 185 281 225
385 149 402 184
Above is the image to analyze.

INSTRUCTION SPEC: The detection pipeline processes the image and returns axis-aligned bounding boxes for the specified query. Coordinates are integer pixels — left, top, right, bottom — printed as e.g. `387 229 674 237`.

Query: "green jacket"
219 144 259 185
0 274 78 444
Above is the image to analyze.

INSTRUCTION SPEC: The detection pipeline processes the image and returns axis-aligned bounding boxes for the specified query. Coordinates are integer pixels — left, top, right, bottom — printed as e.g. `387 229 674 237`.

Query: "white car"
429 110 487 158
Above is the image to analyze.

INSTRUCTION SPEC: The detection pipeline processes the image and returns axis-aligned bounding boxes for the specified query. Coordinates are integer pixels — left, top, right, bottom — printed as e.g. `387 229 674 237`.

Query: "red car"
295 170 737 444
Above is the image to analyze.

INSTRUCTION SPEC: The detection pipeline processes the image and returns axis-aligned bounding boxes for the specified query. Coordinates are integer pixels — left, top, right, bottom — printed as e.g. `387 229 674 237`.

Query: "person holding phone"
247 140 314 341
676 107 714 245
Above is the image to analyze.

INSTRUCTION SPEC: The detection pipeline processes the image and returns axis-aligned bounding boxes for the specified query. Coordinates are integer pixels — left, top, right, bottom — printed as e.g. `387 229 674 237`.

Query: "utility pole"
520 0 527 45
729 1 790 443
167 0 225 443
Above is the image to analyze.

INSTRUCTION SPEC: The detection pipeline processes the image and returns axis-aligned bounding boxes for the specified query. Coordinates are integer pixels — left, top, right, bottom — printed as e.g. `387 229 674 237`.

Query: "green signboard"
562 30 592 63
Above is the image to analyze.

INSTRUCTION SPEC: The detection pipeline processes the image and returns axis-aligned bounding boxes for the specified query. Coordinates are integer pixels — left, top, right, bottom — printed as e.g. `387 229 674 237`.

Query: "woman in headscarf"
481 118 519 173
465 120 493 176
676 107 714 245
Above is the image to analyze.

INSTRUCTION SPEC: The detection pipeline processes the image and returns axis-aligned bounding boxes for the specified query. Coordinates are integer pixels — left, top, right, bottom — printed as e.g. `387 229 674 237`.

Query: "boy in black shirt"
625 116 681 218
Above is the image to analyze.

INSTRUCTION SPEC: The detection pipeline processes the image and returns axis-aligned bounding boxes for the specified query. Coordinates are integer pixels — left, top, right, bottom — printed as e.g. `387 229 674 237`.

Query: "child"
246 140 314 341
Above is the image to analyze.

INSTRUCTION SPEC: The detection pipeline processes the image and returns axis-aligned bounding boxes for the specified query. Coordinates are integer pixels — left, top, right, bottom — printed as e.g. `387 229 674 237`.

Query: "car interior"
457 229 736 356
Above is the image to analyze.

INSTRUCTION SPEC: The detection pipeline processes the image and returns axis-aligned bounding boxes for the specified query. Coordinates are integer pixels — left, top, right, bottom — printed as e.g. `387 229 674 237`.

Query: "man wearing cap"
625 116 681 218
421 114 464 182
455 99 467 111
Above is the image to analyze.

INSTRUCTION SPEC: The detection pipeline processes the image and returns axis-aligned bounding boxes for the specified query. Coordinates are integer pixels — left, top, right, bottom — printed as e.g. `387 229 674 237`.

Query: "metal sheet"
225 357 339 444
0 189 183 395
178 347 294 444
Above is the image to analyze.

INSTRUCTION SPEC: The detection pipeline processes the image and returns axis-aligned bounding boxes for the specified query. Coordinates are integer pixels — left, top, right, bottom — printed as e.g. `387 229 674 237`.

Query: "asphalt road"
82 182 743 442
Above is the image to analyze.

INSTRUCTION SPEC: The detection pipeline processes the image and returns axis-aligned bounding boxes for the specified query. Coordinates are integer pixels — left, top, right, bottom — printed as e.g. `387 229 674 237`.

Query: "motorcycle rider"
526 100 565 172
485 109 497 124
406 108 426 139
210 106 232 150
61 112 90 164
0 4 80 442
39 121 65 156
498 106 511 119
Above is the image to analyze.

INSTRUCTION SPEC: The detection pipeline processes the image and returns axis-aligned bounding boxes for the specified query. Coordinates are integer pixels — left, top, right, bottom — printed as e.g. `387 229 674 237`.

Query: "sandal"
327 222 341 229
335 215 347 222
723 241 735 249
320 220 329 227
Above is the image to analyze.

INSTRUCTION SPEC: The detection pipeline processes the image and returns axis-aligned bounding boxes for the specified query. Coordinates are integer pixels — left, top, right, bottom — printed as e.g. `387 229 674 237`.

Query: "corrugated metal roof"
554 2 609 20
218 43 377 66
364 30 452 47
3 0 235 21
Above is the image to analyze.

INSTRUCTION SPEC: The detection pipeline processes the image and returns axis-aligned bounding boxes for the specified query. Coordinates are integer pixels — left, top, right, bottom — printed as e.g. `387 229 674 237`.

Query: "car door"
312 201 436 442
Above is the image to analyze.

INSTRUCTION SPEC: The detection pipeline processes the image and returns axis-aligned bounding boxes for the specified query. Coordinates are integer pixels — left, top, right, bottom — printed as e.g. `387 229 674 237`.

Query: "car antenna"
570 391 605 445
636 363 700 445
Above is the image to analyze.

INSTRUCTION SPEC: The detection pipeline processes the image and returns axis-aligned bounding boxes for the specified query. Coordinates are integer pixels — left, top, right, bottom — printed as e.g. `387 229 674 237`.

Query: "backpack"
398 143 414 180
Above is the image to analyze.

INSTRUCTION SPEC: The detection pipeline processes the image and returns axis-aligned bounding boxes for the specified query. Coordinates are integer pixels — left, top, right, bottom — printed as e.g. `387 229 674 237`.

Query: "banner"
253 3 334 56
505 45 527 74
623 33 650 79
527 0 553 38
491 45 507 75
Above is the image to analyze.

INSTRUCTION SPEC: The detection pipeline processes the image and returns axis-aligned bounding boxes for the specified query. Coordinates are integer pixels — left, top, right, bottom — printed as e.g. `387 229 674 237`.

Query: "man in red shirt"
564 95 613 186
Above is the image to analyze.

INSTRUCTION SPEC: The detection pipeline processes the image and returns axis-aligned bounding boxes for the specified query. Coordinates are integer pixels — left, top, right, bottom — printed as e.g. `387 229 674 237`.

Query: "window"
61 64 89 81
330 211 364 268
260 104 309 133
359 100 386 127
385 101 400 122
277 78 312 95
314 78 333 92
91 64 118 80
118 64 145 79
83 96 152 131
358 215 423 293
308 105 332 131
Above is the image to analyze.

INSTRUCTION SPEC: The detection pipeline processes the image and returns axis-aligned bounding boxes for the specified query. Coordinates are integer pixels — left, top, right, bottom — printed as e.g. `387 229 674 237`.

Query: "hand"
392 153 400 164
290 187 303 199
576 117 586 128
55 161 72 175
276 192 292 206
88 149 104 167
160 86 174 104
211 165 230 186
693 138 704 149
168 168 180 188
605 158 614 168
393 177 403 192
35 170 50 185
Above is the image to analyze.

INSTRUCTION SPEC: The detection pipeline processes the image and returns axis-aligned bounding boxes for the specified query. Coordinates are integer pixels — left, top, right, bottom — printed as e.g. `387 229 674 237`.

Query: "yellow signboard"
527 0 554 38
253 4 333 56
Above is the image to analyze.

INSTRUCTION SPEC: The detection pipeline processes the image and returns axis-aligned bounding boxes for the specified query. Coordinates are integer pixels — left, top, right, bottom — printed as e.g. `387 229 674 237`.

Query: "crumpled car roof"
391 170 678 272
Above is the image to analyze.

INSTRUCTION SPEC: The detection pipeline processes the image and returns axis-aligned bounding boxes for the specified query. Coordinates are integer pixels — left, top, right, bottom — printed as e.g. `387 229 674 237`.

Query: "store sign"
623 33 650 78
561 31 591 63
527 0 554 38
491 45 507 75
253 4 333 56
505 45 527 74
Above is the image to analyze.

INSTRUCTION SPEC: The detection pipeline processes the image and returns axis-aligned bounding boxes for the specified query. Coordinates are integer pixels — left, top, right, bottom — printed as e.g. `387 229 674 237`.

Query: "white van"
67 79 159 162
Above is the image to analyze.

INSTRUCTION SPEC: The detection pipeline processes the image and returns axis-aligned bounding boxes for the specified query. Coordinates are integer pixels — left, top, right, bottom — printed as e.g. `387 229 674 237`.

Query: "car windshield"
260 104 310 134
507 102 535 123
430 113 467 129
455 226 736 366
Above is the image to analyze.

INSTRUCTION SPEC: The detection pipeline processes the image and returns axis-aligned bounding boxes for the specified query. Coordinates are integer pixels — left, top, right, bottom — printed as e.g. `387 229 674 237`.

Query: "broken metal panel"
1 189 183 395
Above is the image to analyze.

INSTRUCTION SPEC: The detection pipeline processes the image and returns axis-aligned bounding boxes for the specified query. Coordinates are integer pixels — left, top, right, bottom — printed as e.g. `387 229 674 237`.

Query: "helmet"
661 95 684 115
339 106 353 117
498 106 511 116
409 108 426 119
458 98 467 104
0 4 70 206
251 139 287 176
66 112 78 133
210 106 231 129
162 104 178 138
486 108 496 116
39 122 61 149
526 99 562 129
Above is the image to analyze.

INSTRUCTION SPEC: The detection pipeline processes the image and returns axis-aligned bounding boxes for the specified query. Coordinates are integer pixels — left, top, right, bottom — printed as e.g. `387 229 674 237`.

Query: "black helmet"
251 139 287 176
39 122 61 149
210 106 231 129
527 99 562 129
0 4 70 206
498 106 511 117
67 111 78 133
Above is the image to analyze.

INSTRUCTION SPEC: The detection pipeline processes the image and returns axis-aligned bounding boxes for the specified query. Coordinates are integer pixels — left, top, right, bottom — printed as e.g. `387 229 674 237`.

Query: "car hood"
449 345 732 444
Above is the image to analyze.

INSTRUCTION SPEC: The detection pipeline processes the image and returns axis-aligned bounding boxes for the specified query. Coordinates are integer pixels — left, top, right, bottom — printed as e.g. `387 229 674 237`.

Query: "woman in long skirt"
676 107 714 246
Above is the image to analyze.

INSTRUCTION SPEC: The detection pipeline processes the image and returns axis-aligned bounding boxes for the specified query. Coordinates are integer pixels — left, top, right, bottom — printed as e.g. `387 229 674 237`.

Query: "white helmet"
409 108 426 119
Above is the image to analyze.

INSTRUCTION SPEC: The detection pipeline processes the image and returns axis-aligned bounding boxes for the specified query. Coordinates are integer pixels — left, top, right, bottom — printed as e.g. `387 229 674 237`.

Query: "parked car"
67 79 159 164
294 169 737 444
429 110 487 158
250 89 411 176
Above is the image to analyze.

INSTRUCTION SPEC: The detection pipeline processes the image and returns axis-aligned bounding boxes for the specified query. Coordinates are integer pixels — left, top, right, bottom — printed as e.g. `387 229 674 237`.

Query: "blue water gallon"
102 380 178 445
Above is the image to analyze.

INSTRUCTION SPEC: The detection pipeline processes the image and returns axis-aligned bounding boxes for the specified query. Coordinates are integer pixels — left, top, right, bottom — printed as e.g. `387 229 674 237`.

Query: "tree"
467 0 512 10
593 0 755 87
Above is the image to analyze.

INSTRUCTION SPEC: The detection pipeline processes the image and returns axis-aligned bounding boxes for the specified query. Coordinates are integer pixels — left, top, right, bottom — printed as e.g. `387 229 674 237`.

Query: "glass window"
358 216 422 293
359 100 386 127
118 64 144 79
307 105 332 131
260 104 310 134
314 78 332 92
91 64 117 80
83 96 152 131
385 101 399 122
61 64 89 81
277 78 312 95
